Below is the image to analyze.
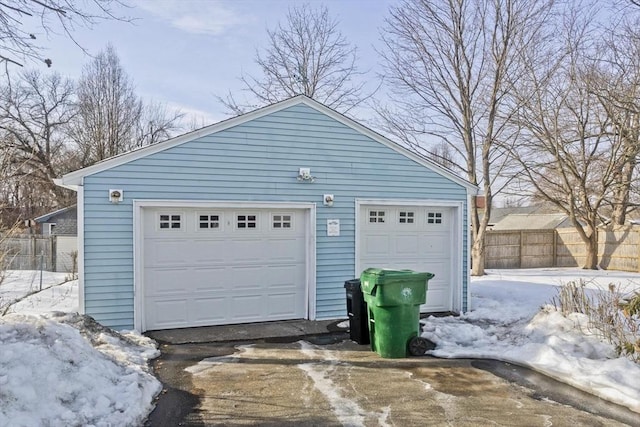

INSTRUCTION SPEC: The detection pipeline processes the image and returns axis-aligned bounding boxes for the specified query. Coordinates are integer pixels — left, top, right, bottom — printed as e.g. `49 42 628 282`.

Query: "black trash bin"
344 279 370 344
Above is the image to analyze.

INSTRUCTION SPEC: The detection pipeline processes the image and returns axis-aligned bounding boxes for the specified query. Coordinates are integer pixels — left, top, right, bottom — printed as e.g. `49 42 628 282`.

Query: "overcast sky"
39 0 396 126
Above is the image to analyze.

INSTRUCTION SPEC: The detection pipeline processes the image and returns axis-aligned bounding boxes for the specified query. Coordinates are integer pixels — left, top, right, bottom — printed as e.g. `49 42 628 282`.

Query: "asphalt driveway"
145 320 638 426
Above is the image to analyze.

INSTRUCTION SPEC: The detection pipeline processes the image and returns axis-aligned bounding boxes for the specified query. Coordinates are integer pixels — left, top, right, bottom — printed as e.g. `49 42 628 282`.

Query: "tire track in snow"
298 341 391 427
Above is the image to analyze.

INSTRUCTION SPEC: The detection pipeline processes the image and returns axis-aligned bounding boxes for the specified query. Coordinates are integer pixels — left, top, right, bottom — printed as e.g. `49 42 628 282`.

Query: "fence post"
553 230 557 267
50 236 56 272
519 230 523 268
31 234 36 270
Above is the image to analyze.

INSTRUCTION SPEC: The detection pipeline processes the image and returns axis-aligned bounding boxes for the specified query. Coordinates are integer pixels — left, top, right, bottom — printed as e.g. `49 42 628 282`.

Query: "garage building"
56 95 476 331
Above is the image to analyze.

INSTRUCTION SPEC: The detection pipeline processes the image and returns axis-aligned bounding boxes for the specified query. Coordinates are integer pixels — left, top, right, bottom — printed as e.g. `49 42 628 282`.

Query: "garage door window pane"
199 214 220 229
399 211 414 224
238 214 257 229
273 214 292 229
427 212 443 224
369 211 385 223
160 214 181 229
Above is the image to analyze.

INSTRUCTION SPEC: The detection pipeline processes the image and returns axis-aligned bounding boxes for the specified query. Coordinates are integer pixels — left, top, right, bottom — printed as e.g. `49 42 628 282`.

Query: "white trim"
57 96 477 193
355 198 465 313
133 201 143 331
307 205 317 320
133 200 316 332
77 185 85 314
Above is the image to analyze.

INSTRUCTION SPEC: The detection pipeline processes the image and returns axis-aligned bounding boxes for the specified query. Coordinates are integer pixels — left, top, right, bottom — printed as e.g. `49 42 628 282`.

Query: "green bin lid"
360 268 434 284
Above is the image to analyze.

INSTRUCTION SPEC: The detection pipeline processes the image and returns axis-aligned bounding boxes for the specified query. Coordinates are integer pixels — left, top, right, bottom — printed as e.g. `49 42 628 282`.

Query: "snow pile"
0 312 161 427
421 269 640 413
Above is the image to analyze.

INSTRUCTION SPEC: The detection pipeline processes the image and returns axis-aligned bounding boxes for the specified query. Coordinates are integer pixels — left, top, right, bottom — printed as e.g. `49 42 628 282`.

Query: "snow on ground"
1 270 78 314
421 268 640 414
1 270 72 311
0 272 161 426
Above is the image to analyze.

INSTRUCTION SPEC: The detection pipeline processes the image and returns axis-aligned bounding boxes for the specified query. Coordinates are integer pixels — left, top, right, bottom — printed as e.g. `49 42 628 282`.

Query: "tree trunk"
611 159 634 226
470 193 488 276
582 232 599 269
471 232 486 276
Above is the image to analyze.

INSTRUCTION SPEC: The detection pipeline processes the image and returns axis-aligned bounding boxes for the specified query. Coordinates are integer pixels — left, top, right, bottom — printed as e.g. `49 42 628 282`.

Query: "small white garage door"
358 205 455 312
142 207 308 330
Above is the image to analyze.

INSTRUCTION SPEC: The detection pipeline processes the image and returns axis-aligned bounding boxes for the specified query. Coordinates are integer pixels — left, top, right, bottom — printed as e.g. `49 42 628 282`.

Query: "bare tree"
135 101 184 148
219 4 368 114
69 45 182 167
69 44 141 166
0 70 76 221
585 16 640 225
509 3 624 269
0 0 129 67
378 0 554 275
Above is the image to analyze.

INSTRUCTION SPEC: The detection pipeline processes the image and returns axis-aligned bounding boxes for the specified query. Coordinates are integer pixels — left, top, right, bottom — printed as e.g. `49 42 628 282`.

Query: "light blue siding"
82 103 469 330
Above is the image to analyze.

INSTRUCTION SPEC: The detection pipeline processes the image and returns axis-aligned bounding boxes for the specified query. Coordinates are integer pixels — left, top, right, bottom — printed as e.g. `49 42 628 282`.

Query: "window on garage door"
198 213 221 230
368 210 386 223
427 211 444 225
236 214 257 229
159 213 182 230
272 214 292 229
399 211 415 224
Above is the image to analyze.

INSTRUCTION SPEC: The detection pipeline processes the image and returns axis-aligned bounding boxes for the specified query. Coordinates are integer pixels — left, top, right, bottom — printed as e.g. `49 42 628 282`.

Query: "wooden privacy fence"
486 227 640 272
1 234 55 271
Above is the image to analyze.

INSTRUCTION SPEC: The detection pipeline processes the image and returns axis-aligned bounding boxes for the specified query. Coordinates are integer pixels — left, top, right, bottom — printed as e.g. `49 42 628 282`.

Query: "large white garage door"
358 205 455 312
142 207 308 330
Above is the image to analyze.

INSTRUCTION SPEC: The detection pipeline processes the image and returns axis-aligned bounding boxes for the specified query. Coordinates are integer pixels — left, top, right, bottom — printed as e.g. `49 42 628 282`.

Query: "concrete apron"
146 321 638 427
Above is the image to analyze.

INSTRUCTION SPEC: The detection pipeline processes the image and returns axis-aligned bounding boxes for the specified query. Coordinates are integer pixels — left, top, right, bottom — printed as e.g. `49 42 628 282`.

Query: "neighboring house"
489 205 572 230
34 205 77 236
55 95 477 332
491 213 572 230
34 205 78 273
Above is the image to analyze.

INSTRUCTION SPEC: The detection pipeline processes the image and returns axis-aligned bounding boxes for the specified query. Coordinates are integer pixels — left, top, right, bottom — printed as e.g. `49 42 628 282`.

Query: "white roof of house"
55 95 477 193
491 213 569 230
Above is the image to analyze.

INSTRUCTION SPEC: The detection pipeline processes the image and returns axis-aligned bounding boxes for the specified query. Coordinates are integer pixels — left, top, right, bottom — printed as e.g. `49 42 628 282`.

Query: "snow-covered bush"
552 280 640 362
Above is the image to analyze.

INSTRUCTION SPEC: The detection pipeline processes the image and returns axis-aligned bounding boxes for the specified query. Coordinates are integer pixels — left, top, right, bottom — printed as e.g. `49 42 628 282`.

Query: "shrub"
552 280 640 363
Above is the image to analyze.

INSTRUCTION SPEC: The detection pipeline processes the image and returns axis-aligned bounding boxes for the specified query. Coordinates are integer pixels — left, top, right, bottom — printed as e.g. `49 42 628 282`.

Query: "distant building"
34 205 77 236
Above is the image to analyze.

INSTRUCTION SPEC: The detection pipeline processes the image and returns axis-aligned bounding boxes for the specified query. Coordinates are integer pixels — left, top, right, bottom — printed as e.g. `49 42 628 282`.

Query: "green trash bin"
360 268 434 358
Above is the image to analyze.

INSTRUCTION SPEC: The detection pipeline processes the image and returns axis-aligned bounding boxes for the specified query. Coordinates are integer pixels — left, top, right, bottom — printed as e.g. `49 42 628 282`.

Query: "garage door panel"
147 299 188 328
420 233 449 255
192 297 228 322
395 234 420 254
191 240 229 263
145 268 193 295
192 268 228 292
142 206 309 330
362 235 391 255
145 239 192 266
422 288 450 311
419 261 448 282
268 239 307 261
267 294 300 316
232 295 263 320
229 265 265 290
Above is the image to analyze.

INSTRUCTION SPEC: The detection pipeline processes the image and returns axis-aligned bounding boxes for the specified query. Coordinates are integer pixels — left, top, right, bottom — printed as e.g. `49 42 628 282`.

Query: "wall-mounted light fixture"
109 189 123 204
323 194 334 206
297 167 315 182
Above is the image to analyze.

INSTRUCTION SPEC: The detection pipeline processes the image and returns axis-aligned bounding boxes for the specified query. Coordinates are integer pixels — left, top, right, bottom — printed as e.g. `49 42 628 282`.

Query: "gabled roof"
55 95 477 192
34 205 77 223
